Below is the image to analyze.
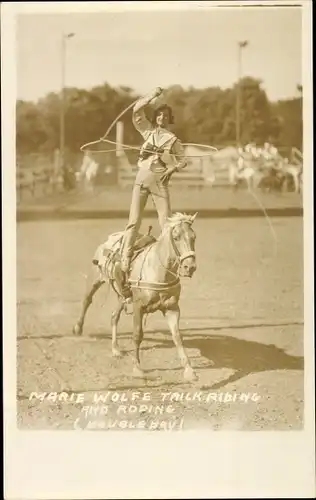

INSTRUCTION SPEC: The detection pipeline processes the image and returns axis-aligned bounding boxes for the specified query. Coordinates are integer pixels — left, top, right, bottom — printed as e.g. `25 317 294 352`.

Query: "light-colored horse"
278 158 303 193
228 159 259 190
183 144 216 185
210 146 261 190
73 212 198 382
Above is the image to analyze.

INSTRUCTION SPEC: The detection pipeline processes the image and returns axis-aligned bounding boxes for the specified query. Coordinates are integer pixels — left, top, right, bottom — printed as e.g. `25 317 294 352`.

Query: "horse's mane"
164 212 197 229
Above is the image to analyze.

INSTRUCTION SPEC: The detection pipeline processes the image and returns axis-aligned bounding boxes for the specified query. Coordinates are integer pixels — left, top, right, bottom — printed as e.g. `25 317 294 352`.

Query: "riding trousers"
120 166 171 272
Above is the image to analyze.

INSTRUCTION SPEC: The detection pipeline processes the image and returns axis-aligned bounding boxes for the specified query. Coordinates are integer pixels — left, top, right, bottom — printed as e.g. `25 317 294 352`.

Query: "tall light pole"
60 32 75 172
236 40 248 146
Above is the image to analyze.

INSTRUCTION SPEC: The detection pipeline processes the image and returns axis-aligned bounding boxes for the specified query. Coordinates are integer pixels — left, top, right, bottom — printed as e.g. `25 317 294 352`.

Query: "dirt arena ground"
17 216 304 431
17 185 303 216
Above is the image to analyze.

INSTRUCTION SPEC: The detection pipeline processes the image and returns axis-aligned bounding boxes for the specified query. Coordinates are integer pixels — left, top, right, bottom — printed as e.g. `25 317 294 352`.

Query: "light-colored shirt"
237 156 244 170
262 145 278 161
132 100 187 172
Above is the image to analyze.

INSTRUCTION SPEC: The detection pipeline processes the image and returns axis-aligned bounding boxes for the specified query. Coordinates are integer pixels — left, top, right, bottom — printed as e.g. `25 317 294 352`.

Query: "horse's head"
165 212 198 278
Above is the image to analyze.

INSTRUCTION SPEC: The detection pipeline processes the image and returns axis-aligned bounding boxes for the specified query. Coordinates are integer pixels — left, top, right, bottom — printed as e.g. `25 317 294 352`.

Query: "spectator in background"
263 142 280 168
63 164 76 191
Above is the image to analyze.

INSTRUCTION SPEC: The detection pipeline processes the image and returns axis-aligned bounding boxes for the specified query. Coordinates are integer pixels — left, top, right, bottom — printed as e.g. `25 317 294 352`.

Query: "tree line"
16 77 303 160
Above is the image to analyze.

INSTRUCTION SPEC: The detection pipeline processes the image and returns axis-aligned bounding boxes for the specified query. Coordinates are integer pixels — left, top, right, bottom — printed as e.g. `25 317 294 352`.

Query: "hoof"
133 366 146 378
112 347 122 358
72 323 82 336
183 366 198 383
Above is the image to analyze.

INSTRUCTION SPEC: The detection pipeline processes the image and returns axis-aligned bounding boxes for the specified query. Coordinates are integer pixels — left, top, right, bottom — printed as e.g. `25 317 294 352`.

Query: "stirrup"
122 284 132 300
122 285 133 314
123 299 133 315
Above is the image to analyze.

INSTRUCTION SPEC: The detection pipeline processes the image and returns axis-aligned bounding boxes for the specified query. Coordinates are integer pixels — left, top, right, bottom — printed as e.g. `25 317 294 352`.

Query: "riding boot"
121 271 132 300
121 256 133 300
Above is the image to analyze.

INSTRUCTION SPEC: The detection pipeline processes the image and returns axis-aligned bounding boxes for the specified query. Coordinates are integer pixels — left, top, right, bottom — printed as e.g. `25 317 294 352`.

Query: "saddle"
131 231 156 261
92 226 156 267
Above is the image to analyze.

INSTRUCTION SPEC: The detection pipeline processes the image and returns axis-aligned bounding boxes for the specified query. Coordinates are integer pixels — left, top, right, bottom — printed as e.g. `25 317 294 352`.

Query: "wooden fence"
16 151 81 201
118 155 228 189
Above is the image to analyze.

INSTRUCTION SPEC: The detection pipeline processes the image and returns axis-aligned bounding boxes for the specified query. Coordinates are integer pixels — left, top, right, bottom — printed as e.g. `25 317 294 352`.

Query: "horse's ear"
190 212 198 223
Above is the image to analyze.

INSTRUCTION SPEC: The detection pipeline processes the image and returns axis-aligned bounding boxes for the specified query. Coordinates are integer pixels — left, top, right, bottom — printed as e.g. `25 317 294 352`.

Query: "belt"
137 158 167 174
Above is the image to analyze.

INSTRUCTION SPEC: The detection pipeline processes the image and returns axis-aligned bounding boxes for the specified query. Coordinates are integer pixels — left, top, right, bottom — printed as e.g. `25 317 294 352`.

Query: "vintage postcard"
2 0 314 498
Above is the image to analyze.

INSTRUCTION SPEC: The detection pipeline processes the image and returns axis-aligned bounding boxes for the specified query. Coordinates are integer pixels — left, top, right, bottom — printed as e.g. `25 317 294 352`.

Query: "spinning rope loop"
81 137 219 158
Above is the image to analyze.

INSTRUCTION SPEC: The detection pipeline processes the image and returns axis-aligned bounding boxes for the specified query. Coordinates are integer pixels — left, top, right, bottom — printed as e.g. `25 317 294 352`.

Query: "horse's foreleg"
112 260 125 297
131 304 145 378
73 267 104 336
164 306 197 383
111 296 124 357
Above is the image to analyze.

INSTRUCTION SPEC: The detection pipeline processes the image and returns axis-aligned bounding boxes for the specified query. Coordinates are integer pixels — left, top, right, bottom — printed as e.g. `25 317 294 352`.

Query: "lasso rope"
80 99 138 154
246 186 278 259
80 96 218 158
81 137 219 158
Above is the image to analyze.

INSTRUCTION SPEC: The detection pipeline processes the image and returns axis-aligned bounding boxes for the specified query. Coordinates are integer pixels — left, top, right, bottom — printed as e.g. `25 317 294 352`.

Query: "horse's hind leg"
131 304 145 378
73 266 104 336
111 297 125 357
164 306 198 383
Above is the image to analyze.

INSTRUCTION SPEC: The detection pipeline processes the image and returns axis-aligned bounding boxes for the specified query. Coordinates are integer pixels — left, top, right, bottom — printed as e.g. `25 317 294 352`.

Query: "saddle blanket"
92 230 156 269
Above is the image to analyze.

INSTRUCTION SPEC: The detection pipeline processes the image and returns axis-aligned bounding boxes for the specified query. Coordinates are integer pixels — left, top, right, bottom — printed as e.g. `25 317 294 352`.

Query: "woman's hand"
160 165 177 184
154 87 163 98
148 87 163 103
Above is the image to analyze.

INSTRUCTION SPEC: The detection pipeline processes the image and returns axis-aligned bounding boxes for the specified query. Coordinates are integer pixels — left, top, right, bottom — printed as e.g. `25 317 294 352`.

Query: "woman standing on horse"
120 87 187 298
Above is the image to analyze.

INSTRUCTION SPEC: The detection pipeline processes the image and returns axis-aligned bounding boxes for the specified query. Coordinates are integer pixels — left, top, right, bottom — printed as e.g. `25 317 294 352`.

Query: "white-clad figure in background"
78 152 99 192
244 143 254 155
237 146 245 172
262 142 274 168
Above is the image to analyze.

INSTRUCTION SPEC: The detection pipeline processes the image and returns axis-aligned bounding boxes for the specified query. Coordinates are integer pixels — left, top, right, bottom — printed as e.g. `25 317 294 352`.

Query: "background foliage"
16 78 303 159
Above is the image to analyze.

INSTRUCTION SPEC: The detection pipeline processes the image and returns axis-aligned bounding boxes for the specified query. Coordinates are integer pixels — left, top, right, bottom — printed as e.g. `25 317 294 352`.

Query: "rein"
129 276 180 291
129 224 195 291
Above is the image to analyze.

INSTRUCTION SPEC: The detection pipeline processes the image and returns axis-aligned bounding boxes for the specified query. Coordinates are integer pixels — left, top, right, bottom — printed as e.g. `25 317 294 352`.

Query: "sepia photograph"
2 1 314 498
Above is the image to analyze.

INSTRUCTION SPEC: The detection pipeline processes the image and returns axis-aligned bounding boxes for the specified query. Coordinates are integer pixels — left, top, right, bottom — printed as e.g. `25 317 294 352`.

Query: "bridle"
127 220 196 292
169 223 196 265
